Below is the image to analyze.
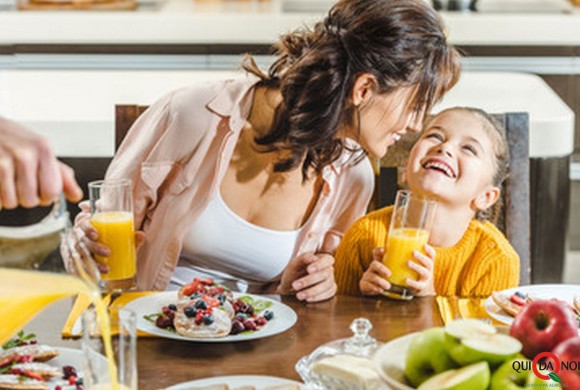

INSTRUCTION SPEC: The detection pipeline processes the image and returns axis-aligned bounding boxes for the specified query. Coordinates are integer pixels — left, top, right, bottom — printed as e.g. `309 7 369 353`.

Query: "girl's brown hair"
244 0 461 179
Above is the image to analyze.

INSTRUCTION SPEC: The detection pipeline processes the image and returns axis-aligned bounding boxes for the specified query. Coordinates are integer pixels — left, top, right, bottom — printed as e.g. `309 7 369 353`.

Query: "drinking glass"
382 190 436 300
82 307 138 390
89 179 136 292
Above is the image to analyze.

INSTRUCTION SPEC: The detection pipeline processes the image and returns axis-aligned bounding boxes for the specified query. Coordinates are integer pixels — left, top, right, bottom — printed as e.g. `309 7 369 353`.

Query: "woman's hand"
73 201 110 273
277 252 337 302
360 247 392 295
405 244 436 296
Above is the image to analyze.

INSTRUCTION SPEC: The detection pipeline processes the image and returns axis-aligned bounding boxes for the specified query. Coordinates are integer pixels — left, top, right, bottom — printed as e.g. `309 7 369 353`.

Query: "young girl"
334 107 520 297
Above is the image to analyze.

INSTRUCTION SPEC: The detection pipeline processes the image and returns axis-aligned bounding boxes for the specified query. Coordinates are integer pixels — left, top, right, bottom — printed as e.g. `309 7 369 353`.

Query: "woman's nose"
406 113 424 133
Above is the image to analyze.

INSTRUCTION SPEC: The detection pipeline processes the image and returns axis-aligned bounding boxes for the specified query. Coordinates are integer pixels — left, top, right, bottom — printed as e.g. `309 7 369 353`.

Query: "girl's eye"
463 144 478 155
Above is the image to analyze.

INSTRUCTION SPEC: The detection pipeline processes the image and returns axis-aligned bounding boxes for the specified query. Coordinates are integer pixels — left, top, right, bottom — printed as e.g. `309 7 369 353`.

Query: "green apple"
446 318 497 340
491 357 556 390
405 327 458 387
445 319 522 367
417 361 490 390
447 333 522 367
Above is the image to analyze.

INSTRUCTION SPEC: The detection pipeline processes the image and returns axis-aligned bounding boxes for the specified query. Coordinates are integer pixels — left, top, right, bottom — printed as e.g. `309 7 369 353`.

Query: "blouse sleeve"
105 91 177 231
321 157 375 255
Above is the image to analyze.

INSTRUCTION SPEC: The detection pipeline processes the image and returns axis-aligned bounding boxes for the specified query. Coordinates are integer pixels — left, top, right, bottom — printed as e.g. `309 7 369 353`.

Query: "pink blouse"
105 73 375 291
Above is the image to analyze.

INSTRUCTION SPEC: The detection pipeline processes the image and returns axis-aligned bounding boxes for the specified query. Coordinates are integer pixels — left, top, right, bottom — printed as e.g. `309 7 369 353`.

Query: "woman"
69 0 460 302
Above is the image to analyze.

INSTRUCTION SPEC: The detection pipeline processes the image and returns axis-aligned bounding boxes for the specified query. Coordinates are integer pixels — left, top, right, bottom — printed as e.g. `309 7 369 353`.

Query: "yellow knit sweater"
335 206 520 297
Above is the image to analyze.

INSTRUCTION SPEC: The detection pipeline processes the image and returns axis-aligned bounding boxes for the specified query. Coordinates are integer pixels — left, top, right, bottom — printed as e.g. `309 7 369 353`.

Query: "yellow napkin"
436 296 503 326
62 292 154 338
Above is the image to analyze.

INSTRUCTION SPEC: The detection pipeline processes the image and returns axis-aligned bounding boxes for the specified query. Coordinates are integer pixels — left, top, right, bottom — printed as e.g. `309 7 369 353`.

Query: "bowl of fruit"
372 319 529 390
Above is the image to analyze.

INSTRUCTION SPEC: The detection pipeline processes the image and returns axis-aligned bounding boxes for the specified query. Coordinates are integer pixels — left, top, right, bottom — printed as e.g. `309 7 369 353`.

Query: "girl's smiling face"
405 109 500 213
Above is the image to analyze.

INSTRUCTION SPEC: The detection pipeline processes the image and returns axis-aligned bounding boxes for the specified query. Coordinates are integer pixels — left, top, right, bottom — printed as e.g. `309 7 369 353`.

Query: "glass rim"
396 189 437 205
88 178 132 189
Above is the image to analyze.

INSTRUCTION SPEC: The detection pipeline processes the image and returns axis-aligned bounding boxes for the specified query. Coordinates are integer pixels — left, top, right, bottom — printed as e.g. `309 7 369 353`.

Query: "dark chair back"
373 112 531 285
115 105 149 151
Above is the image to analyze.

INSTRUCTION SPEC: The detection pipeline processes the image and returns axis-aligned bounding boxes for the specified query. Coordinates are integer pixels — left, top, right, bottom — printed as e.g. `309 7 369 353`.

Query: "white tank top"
169 191 301 293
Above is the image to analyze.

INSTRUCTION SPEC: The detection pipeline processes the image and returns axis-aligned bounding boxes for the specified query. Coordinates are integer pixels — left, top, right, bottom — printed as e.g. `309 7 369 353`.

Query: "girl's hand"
405 244 436 296
277 252 337 302
360 247 392 295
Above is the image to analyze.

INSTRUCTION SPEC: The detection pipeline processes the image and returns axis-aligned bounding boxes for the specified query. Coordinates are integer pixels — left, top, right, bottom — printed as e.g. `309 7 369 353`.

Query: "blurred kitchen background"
0 0 579 284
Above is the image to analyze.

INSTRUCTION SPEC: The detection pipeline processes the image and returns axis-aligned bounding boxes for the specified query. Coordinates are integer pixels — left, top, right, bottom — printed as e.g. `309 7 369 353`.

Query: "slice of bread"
10 362 61 380
0 345 59 363
0 374 47 390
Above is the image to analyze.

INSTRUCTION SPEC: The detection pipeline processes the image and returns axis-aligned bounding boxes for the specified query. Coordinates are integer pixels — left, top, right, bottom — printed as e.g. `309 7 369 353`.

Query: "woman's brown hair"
244 0 461 179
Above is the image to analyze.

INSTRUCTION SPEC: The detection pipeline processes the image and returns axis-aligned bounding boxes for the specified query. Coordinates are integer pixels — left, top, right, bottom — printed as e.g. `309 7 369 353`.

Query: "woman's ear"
351 73 378 107
472 186 500 212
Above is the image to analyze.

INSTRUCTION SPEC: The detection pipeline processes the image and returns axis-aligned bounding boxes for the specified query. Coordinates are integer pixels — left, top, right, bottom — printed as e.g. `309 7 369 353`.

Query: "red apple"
509 300 578 359
553 337 580 389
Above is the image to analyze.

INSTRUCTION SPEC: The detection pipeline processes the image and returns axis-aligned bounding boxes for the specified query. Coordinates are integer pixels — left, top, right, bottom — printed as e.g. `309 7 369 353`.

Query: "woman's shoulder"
169 74 256 116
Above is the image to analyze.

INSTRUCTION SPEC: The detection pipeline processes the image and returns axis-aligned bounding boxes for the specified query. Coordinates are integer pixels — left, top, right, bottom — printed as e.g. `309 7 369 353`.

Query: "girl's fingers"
361 270 391 292
406 278 426 291
370 260 392 278
360 281 383 296
424 244 436 258
407 260 430 281
412 250 434 271
372 247 385 262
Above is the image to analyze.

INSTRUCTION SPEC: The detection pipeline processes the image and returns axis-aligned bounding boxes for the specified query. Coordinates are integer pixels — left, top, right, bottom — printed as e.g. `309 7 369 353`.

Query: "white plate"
44 347 106 389
372 333 416 390
124 291 297 342
166 375 304 389
484 284 580 325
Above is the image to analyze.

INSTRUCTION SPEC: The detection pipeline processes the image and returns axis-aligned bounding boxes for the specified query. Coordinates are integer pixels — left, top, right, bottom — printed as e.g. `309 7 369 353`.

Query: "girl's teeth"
393 134 401 141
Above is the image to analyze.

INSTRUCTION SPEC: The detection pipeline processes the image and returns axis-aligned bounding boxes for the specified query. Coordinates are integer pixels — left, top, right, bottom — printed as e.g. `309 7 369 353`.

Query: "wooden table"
27 294 444 389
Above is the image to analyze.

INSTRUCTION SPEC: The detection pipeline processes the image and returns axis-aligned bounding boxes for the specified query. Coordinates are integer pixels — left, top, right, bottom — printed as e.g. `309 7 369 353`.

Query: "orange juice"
383 228 429 287
0 269 121 388
91 211 136 282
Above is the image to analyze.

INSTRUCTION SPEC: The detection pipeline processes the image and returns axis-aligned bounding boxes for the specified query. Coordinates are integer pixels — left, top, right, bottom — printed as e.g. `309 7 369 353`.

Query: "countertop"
0 70 573 158
1 0 580 46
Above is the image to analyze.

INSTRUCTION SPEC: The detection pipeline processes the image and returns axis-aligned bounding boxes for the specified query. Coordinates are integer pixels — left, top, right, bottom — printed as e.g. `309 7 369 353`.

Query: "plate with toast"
166 375 304 390
485 284 580 325
0 344 107 390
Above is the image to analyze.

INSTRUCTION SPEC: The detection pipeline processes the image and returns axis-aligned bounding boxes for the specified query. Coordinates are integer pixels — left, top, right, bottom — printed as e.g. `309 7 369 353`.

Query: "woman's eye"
426 133 443 141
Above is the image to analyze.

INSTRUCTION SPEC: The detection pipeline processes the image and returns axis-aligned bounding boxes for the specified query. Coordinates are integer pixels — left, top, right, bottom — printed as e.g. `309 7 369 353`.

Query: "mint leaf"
548 372 562 382
2 331 36 350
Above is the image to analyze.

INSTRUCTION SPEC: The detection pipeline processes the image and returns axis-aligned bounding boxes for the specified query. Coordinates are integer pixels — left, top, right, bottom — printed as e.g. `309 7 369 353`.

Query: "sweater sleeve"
335 208 391 295
460 224 520 297
334 218 368 295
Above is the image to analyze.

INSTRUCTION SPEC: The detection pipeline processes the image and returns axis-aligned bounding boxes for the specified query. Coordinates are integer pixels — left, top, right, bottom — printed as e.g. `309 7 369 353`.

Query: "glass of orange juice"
89 179 136 292
382 190 436 300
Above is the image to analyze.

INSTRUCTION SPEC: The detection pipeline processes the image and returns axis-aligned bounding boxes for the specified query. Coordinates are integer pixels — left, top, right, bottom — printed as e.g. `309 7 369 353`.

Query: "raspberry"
63 365 77 379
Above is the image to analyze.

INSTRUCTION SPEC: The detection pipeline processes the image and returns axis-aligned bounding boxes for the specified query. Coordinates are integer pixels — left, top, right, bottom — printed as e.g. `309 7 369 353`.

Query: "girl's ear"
351 73 378 107
472 185 500 212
